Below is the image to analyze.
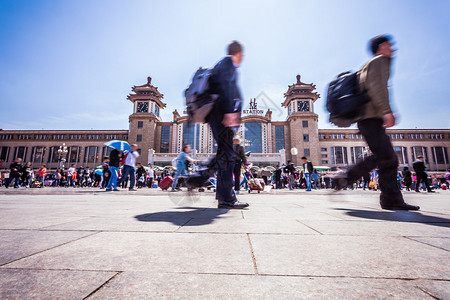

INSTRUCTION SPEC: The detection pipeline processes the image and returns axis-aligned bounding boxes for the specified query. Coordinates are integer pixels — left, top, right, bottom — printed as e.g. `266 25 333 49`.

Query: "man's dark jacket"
304 161 314 174
209 56 242 119
109 149 121 168
413 160 426 173
10 162 22 176
234 144 246 165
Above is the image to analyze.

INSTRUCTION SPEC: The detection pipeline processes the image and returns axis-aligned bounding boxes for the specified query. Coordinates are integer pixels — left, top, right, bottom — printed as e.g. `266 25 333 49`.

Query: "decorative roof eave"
130 76 164 97
127 95 167 108
281 74 320 107
281 93 320 107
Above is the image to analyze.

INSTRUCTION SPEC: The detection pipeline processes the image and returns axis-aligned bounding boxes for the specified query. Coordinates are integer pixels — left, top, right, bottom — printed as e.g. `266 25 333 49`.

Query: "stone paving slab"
0 230 96 265
250 234 450 279
88 272 434 299
0 269 117 300
3 232 255 274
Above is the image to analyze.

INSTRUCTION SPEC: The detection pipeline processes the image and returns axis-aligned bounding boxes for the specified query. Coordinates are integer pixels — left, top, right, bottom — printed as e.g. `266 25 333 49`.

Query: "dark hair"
182 144 190 152
403 166 409 171
301 156 307 160
227 40 243 55
369 35 392 54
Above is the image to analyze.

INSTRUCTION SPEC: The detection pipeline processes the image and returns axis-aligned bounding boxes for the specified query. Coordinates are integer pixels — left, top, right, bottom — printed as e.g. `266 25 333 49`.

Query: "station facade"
1 76 449 171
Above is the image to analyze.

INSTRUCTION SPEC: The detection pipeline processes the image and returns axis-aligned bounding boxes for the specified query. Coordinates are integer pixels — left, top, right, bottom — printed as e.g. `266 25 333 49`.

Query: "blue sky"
1 0 449 130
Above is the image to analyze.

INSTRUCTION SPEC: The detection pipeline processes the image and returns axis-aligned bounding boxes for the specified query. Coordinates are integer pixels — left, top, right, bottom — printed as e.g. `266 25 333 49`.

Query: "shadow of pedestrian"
335 208 450 228
134 207 230 227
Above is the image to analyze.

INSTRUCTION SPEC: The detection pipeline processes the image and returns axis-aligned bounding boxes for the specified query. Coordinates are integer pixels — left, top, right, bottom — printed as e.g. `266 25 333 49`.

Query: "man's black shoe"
381 203 420 211
415 190 420 193
218 200 249 209
427 190 435 193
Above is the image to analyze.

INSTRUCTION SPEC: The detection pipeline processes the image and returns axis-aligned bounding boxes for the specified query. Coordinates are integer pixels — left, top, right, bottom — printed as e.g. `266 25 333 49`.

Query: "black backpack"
185 67 219 123
326 71 369 127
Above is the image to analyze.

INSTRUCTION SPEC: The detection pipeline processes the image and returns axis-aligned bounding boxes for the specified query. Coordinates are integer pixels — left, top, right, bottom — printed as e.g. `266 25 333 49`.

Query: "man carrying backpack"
208 41 248 209
335 35 419 211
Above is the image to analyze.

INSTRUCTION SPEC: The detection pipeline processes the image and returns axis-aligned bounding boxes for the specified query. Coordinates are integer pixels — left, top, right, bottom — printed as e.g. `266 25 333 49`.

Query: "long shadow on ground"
134 208 229 227
335 208 450 228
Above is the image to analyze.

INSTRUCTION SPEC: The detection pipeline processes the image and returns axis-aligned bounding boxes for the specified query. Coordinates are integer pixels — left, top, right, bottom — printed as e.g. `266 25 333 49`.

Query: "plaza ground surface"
0 187 449 299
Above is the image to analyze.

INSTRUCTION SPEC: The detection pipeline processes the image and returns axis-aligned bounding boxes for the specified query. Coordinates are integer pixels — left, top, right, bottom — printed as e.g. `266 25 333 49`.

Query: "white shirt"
124 150 139 167
68 167 75 176
303 163 309 174
148 168 154 178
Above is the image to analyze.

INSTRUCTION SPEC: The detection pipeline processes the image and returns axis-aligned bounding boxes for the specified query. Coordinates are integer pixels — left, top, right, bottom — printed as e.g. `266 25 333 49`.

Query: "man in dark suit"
335 35 419 210
301 156 313 191
208 41 248 209
413 155 433 193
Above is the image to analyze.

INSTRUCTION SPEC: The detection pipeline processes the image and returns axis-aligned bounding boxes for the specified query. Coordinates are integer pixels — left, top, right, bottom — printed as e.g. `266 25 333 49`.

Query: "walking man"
336 35 419 210
413 155 434 193
106 148 122 191
301 157 313 191
208 41 248 209
117 144 139 191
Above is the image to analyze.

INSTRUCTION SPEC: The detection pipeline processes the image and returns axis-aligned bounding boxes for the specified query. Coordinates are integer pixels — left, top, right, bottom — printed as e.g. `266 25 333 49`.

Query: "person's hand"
382 113 396 128
222 113 241 127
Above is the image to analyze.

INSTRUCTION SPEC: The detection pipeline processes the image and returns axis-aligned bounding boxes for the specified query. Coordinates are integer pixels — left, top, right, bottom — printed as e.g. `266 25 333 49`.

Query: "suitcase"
159 176 173 190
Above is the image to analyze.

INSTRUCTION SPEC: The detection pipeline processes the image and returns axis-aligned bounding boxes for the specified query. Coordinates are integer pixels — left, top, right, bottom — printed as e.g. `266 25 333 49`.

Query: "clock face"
297 101 310 112
137 102 149 113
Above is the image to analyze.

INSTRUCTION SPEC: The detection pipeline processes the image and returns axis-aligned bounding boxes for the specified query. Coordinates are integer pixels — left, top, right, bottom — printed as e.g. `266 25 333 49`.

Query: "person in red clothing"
37 164 47 187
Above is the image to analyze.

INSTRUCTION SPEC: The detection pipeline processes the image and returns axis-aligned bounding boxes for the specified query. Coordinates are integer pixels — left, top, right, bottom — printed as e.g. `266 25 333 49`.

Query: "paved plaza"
0 187 449 299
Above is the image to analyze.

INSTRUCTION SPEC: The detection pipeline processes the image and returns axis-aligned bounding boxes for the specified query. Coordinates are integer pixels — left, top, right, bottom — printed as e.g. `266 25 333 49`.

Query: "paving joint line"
403 236 450 252
83 271 123 299
415 286 441 299
0 231 101 267
295 219 323 235
246 234 259 275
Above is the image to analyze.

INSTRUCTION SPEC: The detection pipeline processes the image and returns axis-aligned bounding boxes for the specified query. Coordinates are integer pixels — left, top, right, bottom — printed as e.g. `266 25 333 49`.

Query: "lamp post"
57 143 68 170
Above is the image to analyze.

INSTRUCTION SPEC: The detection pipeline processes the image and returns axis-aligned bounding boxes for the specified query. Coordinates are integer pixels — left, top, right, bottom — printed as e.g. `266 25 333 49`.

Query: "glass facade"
47 146 61 163
431 147 448 165
393 146 408 165
245 122 262 153
31 146 46 165
275 125 285 153
331 146 348 165
411 146 429 164
102 146 113 160
13 146 28 161
68 146 80 163
0 146 9 162
160 126 170 153
350 146 367 164
84 146 99 164
183 123 200 152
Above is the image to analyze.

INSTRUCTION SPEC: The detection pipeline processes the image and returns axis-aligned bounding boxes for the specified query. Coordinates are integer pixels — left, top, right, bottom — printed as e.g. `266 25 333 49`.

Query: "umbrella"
263 166 276 172
104 140 131 151
94 168 103 176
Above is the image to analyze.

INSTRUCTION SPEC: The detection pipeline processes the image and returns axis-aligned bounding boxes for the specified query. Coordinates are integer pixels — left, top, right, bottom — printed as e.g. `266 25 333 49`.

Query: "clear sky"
1 0 449 130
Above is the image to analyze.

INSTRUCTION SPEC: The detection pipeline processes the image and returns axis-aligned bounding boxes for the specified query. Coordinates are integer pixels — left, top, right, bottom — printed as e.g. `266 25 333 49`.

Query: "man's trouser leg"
107 166 118 190
233 164 241 191
305 173 312 191
347 118 403 206
209 117 235 203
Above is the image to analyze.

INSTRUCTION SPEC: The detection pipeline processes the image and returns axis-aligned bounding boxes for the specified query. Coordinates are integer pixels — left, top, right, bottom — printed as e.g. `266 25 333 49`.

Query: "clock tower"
127 77 166 165
282 75 320 166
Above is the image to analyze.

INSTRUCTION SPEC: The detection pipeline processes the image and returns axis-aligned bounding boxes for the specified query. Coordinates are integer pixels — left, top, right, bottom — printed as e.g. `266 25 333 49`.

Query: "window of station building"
330 147 348 165
47 146 62 163
52 134 66 140
69 134 84 140
13 146 28 161
0 146 10 163
428 133 444 140
123 134 128 140
431 147 448 165
101 146 113 160
34 134 49 140
245 122 262 153
350 146 368 164
136 135 142 142
348 134 364 140
160 126 170 153
275 125 285 153
105 134 120 140
407 133 424 140
18 134 31 140
319 134 326 140
67 146 81 163
411 146 429 164
137 121 144 128
393 146 408 165
84 146 99 164
321 154 327 158
31 146 46 165
0 134 13 140
303 134 309 142
182 123 200 152
136 148 142 156
304 148 310 156
321 148 327 151
87 134 101 140
322 160 328 164
302 120 308 128
389 133 405 140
